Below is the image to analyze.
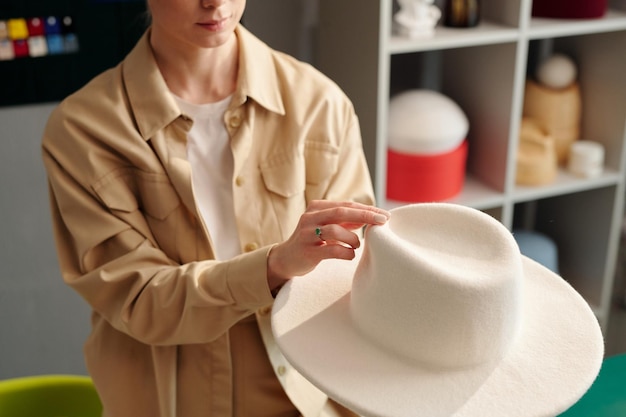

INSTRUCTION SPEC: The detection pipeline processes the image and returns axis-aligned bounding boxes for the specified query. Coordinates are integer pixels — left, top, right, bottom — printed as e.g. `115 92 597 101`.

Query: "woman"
41 0 387 416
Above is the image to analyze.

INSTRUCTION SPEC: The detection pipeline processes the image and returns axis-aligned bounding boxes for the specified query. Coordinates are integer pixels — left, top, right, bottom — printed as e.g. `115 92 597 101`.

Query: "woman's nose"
201 0 227 8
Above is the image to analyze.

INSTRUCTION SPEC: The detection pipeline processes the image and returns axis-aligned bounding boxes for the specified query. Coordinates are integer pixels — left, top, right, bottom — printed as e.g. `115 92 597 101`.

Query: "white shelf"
388 22 519 53
528 9 626 39
318 0 626 331
513 169 622 202
384 175 505 211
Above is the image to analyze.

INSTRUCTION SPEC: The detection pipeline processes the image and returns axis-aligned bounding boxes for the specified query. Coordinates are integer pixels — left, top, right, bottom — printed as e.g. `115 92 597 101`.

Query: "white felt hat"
272 203 603 417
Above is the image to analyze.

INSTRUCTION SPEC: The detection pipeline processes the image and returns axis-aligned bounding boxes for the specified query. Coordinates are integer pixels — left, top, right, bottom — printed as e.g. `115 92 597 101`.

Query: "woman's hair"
142 10 152 27
142 1 152 26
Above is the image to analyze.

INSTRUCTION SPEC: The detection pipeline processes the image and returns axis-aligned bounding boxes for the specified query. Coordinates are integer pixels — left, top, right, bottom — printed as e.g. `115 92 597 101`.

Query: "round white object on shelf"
568 140 605 178
536 54 577 89
388 89 469 155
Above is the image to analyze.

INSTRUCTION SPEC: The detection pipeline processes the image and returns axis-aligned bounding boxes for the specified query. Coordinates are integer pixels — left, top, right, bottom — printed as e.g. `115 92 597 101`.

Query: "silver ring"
315 227 324 241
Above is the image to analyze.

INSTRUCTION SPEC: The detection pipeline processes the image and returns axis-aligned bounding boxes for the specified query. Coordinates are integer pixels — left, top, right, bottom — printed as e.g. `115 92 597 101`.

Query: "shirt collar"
234 24 285 116
122 29 180 141
123 25 285 141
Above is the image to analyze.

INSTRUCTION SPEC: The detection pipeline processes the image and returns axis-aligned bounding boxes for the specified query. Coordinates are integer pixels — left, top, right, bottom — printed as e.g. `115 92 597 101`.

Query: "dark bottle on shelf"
443 0 480 28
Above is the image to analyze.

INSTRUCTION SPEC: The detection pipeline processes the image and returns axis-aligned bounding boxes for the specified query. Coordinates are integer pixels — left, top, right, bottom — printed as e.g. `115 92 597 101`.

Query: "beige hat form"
516 117 558 186
523 79 582 164
272 203 603 417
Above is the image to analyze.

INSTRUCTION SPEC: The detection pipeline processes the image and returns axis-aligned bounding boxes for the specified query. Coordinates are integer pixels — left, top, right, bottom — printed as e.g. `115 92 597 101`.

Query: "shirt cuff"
226 245 275 308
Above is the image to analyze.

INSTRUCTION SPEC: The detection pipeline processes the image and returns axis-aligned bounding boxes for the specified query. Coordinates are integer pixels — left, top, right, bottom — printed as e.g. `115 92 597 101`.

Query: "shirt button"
235 176 244 187
244 242 259 252
258 306 271 316
277 365 287 376
229 114 242 128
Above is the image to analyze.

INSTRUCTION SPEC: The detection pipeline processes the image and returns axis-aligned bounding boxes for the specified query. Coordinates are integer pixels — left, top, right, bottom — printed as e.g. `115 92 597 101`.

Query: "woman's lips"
197 17 230 31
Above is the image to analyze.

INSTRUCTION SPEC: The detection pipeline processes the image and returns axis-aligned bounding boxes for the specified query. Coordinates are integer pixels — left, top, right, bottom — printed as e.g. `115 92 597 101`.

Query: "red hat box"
532 0 607 19
386 89 469 203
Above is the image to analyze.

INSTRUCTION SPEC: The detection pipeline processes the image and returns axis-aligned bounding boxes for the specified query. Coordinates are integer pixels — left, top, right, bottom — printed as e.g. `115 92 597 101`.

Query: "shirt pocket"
93 168 180 220
260 152 306 198
93 168 184 261
304 140 340 186
259 151 307 236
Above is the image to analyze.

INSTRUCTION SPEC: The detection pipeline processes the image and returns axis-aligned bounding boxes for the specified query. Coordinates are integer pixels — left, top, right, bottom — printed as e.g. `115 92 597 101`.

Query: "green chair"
0 374 102 417
558 353 626 416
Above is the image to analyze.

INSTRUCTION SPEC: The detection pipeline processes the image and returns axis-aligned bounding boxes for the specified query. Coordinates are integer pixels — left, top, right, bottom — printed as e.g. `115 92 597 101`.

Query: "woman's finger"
307 200 390 220
315 242 358 262
313 224 360 249
303 206 389 230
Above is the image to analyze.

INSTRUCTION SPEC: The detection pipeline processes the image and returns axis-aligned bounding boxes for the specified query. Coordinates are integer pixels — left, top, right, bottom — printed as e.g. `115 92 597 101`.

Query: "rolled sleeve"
222 245 275 308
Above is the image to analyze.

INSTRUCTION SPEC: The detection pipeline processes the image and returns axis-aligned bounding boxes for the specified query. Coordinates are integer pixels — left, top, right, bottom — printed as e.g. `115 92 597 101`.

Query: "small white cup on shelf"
568 140 604 178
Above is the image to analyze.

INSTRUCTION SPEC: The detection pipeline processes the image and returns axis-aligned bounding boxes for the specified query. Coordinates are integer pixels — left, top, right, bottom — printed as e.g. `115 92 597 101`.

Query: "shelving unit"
317 0 626 330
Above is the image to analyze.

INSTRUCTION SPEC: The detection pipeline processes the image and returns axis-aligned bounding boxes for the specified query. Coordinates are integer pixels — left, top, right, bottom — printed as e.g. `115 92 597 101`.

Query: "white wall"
0 103 91 378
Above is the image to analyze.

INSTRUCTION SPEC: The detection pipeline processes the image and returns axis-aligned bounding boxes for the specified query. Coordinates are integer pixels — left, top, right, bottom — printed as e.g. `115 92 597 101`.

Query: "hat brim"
272 248 603 417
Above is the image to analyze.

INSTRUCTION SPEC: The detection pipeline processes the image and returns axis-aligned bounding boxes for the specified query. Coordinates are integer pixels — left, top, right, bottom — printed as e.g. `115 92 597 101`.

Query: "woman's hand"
267 200 390 293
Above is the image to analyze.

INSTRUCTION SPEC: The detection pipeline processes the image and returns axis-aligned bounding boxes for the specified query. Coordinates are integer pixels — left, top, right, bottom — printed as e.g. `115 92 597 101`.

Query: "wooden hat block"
516 118 558 186
523 80 581 165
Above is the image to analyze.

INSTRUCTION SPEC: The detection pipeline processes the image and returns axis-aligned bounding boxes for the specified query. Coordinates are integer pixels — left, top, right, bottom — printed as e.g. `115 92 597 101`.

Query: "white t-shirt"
174 94 242 260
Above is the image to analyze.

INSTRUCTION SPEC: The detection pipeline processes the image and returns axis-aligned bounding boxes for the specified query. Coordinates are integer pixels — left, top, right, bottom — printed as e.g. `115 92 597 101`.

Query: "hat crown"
350 203 524 369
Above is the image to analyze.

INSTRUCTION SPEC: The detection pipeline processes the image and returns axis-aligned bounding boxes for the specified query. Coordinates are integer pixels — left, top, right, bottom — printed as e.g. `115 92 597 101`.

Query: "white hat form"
388 90 469 155
272 203 603 417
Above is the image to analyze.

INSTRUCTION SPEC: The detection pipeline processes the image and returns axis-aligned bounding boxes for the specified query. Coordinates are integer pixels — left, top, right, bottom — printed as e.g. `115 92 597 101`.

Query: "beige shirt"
42 25 374 417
